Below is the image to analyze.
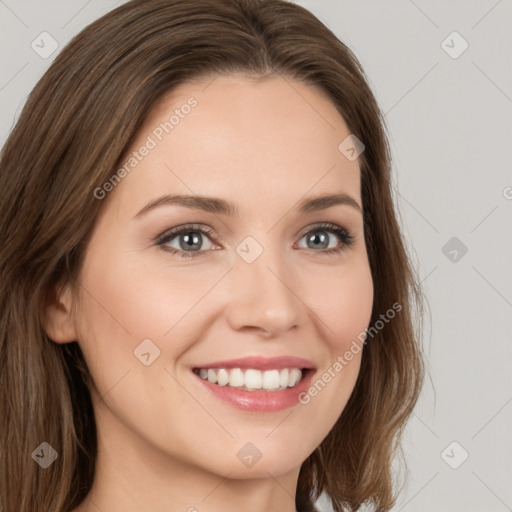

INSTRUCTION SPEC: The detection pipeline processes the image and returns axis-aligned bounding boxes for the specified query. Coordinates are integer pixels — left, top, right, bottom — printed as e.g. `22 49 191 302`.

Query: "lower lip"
192 369 315 412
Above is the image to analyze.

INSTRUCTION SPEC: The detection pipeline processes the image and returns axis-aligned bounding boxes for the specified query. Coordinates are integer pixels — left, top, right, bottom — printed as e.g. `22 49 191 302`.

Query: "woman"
0 0 425 511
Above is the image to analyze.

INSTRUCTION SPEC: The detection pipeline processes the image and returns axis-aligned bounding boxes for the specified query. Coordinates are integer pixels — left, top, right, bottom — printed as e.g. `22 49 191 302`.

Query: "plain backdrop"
1 1 511 511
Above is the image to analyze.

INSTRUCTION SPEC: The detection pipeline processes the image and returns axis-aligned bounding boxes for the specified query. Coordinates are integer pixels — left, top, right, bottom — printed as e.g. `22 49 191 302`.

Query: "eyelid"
295 221 355 249
156 222 352 242
155 223 221 244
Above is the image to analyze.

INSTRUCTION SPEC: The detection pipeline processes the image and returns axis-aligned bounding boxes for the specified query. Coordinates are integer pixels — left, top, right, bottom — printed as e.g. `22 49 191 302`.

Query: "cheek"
314 257 374 350
295 259 373 440
76 247 222 344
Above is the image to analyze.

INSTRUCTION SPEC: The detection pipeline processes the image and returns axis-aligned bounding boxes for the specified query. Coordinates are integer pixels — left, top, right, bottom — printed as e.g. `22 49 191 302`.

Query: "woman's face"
66 74 373 481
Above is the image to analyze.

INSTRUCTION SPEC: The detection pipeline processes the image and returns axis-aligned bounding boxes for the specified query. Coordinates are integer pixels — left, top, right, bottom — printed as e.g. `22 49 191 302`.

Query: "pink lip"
192 355 315 371
191 367 316 413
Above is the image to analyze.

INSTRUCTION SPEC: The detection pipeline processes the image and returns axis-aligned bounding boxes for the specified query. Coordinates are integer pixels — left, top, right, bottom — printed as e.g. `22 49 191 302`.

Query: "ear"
43 281 78 344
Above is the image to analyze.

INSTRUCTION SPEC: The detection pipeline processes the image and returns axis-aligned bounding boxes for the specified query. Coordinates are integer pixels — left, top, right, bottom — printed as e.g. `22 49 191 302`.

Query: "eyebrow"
134 192 362 219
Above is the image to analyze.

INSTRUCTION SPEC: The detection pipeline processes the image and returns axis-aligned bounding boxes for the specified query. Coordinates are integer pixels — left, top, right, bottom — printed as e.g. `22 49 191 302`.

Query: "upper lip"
192 356 316 371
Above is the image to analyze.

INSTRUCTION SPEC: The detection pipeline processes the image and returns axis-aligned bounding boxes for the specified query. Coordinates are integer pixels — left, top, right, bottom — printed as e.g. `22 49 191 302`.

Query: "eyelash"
156 222 355 259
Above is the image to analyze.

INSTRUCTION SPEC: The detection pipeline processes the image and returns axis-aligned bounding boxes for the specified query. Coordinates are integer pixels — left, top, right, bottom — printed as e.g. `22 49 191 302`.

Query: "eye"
156 222 355 259
157 224 218 258
296 222 355 255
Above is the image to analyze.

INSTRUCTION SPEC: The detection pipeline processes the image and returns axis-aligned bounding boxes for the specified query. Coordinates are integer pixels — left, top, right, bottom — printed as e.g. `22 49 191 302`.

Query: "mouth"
192 367 314 392
190 355 316 412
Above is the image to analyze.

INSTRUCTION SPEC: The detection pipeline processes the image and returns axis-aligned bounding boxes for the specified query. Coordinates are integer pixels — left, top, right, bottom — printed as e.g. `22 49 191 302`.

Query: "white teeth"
195 367 305 391
262 370 280 391
217 368 229 386
288 368 302 387
279 368 289 388
244 369 262 390
229 368 245 387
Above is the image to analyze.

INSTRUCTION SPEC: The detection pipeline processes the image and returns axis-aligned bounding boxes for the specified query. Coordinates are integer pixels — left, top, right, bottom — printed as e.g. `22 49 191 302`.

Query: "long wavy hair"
0 0 425 511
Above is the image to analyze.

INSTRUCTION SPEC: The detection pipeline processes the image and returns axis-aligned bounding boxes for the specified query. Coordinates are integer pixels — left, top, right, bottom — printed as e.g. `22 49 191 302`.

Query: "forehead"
110 73 361 218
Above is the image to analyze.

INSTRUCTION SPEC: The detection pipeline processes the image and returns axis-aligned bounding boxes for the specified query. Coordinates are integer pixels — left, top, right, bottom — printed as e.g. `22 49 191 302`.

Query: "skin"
45 73 374 512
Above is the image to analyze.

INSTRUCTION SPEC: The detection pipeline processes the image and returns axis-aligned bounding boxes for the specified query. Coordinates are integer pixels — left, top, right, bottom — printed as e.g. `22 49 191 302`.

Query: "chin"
206 442 310 480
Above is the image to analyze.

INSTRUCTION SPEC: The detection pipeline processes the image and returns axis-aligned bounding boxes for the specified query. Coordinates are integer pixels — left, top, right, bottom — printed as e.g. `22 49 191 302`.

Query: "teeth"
263 369 280 390
207 369 217 383
279 368 289 388
288 368 302 387
195 367 305 391
245 369 262 390
217 368 229 386
229 368 244 387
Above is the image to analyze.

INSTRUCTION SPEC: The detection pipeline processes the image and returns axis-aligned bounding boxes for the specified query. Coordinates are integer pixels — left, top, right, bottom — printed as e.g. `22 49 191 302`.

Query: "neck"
73 399 301 512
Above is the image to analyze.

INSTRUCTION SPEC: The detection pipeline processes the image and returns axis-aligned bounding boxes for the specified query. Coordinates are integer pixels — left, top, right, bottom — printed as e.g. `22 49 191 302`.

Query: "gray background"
1 1 511 511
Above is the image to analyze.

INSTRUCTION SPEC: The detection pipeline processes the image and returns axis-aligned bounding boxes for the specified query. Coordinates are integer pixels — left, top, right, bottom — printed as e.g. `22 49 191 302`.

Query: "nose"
224 244 303 338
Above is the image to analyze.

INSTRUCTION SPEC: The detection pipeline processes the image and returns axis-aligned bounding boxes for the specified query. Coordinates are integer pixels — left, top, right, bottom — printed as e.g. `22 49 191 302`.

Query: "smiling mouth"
192 367 311 392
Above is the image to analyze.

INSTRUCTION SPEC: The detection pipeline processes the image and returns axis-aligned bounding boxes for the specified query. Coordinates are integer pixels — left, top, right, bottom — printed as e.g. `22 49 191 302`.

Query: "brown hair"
0 0 425 510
